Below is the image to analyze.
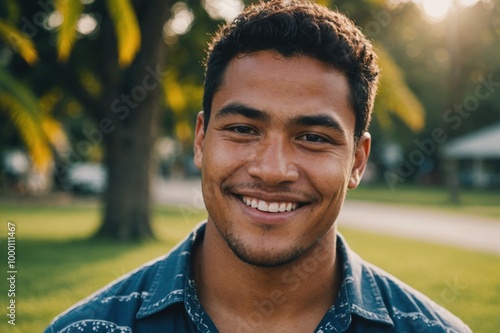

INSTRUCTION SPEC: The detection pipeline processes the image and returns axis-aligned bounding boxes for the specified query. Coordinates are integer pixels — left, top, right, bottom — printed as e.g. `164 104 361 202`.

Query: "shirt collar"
136 222 206 319
335 233 393 326
137 222 393 327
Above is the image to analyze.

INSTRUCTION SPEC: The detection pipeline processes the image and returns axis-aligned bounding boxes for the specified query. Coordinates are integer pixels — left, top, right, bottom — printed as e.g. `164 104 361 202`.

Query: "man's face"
194 50 370 267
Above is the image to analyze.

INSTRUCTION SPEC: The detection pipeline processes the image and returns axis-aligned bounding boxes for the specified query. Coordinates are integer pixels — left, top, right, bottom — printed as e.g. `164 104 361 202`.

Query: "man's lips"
241 195 299 213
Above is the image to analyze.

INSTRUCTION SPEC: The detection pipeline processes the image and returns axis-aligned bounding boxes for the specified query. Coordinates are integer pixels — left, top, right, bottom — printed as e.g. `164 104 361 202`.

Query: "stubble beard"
220 226 307 268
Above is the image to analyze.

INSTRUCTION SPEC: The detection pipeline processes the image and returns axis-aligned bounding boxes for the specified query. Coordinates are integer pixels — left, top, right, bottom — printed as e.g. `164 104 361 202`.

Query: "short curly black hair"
203 0 379 145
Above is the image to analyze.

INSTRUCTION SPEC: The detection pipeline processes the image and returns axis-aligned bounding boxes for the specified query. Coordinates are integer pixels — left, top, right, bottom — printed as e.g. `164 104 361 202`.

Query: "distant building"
443 123 500 189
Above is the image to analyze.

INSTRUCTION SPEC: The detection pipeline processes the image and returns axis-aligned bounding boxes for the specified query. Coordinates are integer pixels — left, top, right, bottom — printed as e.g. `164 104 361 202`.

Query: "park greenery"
1 0 500 240
0 201 499 332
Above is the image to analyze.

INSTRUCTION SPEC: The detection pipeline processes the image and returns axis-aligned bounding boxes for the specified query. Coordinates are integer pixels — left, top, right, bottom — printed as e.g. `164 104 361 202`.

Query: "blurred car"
67 163 107 194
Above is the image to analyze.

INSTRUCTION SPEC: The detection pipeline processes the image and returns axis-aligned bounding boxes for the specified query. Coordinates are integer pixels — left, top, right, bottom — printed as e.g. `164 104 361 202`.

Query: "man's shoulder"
361 260 472 333
336 233 471 333
44 230 198 333
45 254 166 333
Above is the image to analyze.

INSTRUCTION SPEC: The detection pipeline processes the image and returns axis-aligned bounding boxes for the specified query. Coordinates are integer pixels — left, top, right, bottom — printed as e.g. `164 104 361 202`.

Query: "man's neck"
192 222 342 332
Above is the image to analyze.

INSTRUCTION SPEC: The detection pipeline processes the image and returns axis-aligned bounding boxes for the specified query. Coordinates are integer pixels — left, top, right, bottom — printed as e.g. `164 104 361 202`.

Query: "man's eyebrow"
214 103 270 122
290 114 346 135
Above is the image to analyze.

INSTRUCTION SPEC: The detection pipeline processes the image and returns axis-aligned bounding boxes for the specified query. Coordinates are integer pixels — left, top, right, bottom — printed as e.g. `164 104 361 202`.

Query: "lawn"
349 183 500 219
1 202 499 333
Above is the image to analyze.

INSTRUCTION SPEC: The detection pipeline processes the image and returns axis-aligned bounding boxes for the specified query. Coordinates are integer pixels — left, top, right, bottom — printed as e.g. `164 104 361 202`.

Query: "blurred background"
2 0 500 232
1 0 499 332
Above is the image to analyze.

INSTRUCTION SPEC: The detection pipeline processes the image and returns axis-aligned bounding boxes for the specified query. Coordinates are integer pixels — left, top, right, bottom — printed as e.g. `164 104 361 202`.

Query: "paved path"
338 201 500 255
153 178 205 209
153 178 500 255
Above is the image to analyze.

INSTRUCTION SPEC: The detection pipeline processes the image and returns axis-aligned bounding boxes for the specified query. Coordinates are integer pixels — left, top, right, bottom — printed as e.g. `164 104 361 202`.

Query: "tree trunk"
444 158 460 204
96 0 171 240
99 120 156 240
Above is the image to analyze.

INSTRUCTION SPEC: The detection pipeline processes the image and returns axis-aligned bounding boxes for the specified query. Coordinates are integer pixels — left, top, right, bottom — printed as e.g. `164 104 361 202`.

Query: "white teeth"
242 196 298 213
257 200 268 211
268 203 279 213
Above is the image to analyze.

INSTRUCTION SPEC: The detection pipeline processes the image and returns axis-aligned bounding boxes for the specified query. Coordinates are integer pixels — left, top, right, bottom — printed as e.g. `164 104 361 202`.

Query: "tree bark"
444 158 460 204
96 0 171 240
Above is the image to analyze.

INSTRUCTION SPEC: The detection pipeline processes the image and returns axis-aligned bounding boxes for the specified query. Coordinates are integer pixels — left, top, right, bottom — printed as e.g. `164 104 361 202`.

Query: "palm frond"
41 116 69 156
0 69 52 172
39 89 70 155
0 93 52 172
165 71 187 114
374 45 425 132
0 20 38 65
55 0 84 62
38 88 69 156
0 67 39 115
106 0 141 67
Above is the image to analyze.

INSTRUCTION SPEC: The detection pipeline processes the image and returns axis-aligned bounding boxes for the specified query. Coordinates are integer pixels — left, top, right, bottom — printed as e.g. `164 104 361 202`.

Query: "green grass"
0 203 499 332
348 183 500 219
0 204 206 333
339 228 500 333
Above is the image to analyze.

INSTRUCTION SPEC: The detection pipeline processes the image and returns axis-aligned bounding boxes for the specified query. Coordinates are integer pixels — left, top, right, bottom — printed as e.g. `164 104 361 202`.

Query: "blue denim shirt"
45 222 472 333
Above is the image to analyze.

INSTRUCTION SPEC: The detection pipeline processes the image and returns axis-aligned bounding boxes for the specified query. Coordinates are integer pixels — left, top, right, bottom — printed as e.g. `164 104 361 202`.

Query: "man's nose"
247 136 299 186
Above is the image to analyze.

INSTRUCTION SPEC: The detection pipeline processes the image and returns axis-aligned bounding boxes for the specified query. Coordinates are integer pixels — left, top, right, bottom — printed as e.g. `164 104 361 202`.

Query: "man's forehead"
213 51 354 129
226 51 342 78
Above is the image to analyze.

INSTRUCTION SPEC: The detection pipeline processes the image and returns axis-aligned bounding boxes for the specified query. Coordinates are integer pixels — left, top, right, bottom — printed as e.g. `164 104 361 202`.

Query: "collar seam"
337 234 393 326
136 224 206 319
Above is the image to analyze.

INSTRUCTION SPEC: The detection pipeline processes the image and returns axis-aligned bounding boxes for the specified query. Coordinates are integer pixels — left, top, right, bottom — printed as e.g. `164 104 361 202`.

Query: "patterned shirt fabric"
45 222 472 333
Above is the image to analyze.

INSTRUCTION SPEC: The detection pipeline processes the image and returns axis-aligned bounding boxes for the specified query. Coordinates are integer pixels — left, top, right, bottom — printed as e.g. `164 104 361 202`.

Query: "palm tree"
0 19 68 190
374 45 425 132
52 0 172 240
1 0 171 239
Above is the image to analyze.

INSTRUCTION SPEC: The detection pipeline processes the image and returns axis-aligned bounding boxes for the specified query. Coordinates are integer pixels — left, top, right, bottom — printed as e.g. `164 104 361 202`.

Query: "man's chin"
226 235 305 268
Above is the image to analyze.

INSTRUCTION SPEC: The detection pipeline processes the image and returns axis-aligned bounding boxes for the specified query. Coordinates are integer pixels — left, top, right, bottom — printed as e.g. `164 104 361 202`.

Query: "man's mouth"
241 195 299 213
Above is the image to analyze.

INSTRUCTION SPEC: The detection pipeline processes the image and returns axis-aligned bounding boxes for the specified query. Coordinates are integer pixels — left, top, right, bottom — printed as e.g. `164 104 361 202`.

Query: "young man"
46 1 472 332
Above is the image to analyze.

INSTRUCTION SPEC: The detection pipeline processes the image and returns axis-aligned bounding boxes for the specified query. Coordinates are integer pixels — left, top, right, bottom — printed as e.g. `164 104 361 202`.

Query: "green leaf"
55 0 84 62
0 68 39 116
0 69 52 171
374 45 425 132
0 20 38 65
106 0 141 67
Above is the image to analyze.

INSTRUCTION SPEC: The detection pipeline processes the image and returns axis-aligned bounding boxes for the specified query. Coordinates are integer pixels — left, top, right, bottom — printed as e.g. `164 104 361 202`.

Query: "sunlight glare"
458 0 480 8
76 14 98 35
203 0 244 22
164 2 194 37
422 0 453 22
46 11 63 29
387 0 482 22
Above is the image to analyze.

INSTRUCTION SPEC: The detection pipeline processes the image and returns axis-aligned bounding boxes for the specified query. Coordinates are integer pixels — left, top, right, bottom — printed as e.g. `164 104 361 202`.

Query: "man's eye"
229 126 255 134
299 134 329 143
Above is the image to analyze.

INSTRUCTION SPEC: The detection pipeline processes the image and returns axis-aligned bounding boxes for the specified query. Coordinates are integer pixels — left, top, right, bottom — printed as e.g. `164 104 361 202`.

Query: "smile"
241 196 298 213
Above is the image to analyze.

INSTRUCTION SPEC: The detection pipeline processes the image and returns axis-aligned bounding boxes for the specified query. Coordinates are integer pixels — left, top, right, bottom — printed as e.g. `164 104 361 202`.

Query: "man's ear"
193 111 205 170
348 132 371 190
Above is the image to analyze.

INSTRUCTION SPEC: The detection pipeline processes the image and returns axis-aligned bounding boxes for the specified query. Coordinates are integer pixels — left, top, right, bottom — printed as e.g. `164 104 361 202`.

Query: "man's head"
203 0 379 145
194 0 378 268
